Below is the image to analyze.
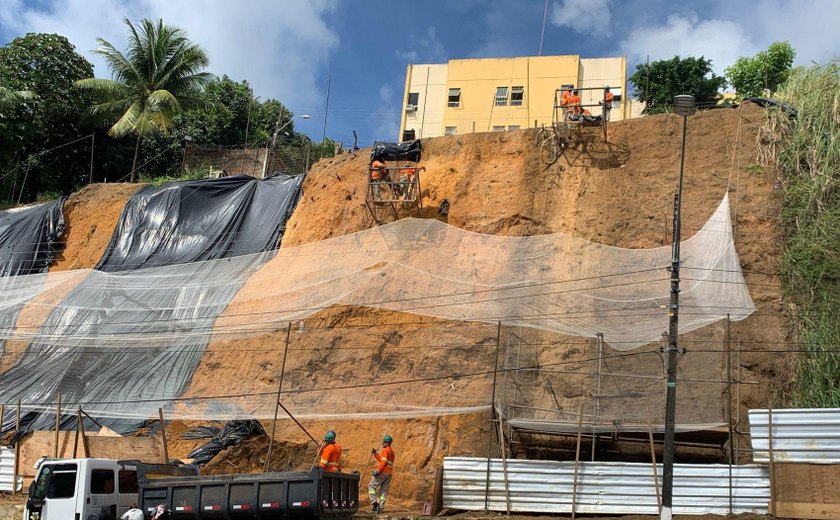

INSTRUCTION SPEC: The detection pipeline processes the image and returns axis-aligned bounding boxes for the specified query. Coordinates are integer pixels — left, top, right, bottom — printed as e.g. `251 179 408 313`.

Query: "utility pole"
661 95 695 520
322 75 331 142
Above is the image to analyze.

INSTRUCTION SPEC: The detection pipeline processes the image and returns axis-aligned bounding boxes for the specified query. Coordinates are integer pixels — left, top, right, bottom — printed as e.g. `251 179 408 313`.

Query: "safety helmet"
605 85 610 90
325 430 336 442
383 435 393 444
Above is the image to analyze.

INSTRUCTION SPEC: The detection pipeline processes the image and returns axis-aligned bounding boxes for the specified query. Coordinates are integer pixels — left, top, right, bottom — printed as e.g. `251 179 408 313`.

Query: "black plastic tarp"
0 198 66 277
370 140 422 163
97 174 303 271
0 174 305 431
185 420 266 465
744 97 798 118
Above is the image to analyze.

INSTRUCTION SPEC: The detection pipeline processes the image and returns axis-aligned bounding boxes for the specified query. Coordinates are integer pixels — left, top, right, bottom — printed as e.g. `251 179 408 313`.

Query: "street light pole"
661 94 695 520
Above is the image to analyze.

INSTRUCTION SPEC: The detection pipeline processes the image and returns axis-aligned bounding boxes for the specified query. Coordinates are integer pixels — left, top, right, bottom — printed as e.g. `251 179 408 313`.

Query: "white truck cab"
25 458 139 520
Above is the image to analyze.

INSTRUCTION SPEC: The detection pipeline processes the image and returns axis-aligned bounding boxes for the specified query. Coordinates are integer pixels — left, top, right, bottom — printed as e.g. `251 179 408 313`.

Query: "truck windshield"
30 463 78 500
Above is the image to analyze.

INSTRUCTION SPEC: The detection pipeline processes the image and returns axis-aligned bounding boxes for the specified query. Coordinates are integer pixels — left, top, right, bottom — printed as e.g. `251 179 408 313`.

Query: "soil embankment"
1 104 788 510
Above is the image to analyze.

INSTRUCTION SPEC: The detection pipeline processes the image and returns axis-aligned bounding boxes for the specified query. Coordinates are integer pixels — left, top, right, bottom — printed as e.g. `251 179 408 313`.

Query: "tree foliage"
0 33 96 202
725 41 796 98
75 18 213 180
0 27 324 205
630 56 726 113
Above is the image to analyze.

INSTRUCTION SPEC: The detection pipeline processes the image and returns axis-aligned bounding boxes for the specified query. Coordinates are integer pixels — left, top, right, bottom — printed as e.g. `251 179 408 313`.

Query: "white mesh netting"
0 195 753 425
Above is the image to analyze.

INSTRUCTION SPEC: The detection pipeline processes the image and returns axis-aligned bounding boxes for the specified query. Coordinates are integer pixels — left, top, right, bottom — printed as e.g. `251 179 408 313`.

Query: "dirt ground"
0 104 789 511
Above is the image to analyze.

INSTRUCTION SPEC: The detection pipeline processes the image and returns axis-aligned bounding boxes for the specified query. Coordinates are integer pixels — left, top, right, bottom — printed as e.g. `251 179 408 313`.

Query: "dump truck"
24 457 359 520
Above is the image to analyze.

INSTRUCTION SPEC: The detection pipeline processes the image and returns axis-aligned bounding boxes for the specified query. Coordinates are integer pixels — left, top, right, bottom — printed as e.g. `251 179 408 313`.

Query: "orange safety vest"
375 446 395 475
319 442 342 472
371 161 387 181
605 91 614 103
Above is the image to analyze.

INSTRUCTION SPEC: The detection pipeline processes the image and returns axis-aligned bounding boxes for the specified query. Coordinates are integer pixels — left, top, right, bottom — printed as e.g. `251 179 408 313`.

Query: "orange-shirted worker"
563 89 582 119
319 430 342 472
369 160 390 200
397 165 425 199
368 435 395 513
602 86 615 120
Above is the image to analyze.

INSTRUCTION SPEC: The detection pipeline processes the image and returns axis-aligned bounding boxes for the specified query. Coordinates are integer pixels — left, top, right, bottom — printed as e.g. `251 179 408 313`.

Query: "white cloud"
0 0 339 108
619 13 755 75
550 0 612 37
618 1 840 77
394 26 446 64
368 83 399 142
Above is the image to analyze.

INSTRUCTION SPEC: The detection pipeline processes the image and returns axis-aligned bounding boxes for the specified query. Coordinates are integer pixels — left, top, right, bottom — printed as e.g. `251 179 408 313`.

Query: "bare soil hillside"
185 103 787 508
1 105 787 511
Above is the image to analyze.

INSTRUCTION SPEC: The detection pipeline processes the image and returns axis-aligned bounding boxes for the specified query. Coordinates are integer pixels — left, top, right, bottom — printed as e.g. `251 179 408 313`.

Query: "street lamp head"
300 114 311 120
674 95 696 116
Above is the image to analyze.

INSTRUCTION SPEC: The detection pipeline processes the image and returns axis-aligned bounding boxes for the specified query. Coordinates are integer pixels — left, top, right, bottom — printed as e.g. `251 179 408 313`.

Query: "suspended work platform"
365 139 424 224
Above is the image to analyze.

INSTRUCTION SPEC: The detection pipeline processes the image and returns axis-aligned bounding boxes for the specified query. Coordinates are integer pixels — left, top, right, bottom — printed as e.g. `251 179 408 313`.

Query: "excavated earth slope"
3 104 788 510
187 103 787 507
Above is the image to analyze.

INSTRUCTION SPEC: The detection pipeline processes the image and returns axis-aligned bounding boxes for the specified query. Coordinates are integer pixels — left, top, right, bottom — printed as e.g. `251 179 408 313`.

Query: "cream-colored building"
399 55 629 140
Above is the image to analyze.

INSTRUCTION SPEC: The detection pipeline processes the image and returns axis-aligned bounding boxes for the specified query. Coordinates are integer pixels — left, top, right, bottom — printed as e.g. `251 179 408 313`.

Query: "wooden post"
571 401 584 520
484 322 502 511
0 405 4 430
79 408 90 458
265 322 293 471
159 408 170 463
768 405 776 517
725 315 733 515
646 405 662 513
497 418 511 515
73 409 80 459
13 439 20 494
735 338 742 463
591 333 603 461
15 399 21 435
53 393 61 458
431 466 445 516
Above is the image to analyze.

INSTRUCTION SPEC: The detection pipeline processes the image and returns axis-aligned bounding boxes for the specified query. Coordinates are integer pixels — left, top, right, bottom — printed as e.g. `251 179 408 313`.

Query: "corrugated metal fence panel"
443 457 769 515
749 408 840 463
0 446 21 492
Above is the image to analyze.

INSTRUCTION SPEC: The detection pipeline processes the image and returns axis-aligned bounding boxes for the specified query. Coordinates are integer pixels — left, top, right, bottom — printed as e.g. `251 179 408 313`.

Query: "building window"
495 87 508 106
510 86 524 106
444 126 457 136
508 125 520 131
448 88 461 107
407 92 419 107
492 125 505 132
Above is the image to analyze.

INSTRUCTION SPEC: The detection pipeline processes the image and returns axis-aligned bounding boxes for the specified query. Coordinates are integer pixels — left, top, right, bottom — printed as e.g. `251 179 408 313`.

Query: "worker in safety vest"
370 160 390 200
319 430 342 472
397 165 425 199
561 85 574 105
369 435 395 513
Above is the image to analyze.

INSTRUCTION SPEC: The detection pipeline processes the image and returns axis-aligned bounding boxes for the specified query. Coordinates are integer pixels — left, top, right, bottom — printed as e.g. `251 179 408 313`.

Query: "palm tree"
76 18 212 181
0 86 37 117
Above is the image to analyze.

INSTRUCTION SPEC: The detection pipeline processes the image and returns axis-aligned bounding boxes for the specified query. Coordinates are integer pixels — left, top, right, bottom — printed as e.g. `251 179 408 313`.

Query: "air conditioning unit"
405 104 417 111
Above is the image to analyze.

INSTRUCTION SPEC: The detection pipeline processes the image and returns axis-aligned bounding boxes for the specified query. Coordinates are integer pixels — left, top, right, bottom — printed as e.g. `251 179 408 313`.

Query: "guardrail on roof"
749 408 840 463
443 457 769 515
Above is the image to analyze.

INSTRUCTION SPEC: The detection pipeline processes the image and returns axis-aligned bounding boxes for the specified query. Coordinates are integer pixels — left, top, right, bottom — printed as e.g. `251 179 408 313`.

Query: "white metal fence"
443 457 770 515
0 446 20 492
749 408 840 463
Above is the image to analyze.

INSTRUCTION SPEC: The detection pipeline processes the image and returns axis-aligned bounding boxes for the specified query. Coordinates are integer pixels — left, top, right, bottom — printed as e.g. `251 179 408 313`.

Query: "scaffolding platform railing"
365 165 424 223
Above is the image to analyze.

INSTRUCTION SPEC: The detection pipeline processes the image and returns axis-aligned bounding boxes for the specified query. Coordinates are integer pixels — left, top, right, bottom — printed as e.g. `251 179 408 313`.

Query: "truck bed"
139 468 359 519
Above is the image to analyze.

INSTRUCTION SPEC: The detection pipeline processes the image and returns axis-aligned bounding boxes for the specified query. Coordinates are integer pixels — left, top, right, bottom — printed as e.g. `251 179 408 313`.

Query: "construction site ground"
0 102 789 513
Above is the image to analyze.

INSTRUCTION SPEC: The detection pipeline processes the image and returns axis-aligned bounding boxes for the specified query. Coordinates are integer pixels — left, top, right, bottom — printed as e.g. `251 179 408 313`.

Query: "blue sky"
2 0 838 147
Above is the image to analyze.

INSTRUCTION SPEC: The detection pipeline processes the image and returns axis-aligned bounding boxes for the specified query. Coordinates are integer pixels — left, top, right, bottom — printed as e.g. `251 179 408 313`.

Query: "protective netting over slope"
0 194 751 426
0 199 66 358
0 175 304 429
217 193 753 349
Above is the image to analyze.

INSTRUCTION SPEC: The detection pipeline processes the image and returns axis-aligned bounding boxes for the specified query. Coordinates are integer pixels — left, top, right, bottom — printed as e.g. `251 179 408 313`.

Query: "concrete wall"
578 57 627 120
399 55 630 138
442 55 579 136
399 64 448 140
